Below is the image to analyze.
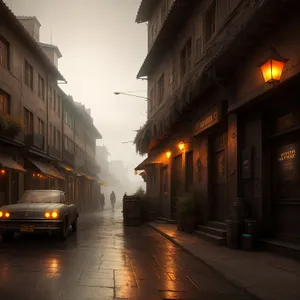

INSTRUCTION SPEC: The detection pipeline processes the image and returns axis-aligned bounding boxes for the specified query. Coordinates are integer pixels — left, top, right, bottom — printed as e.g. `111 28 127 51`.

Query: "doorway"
211 131 227 221
160 165 168 217
271 131 300 244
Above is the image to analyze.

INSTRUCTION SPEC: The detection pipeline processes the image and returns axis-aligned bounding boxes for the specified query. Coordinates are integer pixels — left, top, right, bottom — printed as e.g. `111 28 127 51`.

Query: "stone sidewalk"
149 222 300 300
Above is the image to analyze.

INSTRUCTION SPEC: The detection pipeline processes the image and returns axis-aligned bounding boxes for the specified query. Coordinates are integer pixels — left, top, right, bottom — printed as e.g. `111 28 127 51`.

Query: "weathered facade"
134 0 300 254
0 0 102 212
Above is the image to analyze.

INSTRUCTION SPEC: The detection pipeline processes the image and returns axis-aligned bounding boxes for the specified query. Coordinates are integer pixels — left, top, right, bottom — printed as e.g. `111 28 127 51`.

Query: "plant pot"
184 216 197 234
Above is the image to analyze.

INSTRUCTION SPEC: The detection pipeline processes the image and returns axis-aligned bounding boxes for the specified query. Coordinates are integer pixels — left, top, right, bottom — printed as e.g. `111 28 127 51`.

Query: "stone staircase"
195 221 227 245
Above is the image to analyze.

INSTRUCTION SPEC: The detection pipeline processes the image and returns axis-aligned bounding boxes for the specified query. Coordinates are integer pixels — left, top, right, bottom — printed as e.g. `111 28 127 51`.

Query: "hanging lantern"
166 151 172 159
259 48 288 84
178 141 185 151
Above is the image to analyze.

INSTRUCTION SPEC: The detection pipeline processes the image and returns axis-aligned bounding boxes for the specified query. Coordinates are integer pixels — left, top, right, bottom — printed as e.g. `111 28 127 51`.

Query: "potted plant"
176 193 198 233
3 115 23 138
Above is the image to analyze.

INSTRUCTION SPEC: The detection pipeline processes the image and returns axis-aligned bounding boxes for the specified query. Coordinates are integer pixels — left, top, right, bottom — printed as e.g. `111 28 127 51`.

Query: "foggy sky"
4 0 147 184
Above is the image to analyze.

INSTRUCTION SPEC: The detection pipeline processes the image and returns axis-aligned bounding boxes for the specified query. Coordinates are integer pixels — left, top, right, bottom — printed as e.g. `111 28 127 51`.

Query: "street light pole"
114 92 148 101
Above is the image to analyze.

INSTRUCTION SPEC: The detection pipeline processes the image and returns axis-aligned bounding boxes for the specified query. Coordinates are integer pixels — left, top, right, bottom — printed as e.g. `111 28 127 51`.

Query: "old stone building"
0 0 102 211
134 0 300 255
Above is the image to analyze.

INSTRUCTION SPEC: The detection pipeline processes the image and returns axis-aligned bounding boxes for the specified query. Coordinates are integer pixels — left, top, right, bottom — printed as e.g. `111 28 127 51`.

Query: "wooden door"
212 132 227 221
272 131 300 243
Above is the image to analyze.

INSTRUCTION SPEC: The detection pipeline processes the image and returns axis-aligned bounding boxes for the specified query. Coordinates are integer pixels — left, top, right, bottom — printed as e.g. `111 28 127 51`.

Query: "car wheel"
59 217 69 240
2 231 14 242
72 218 78 232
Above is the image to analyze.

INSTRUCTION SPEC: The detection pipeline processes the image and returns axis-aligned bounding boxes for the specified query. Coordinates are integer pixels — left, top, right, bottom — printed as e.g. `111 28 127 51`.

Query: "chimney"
39 43 62 68
17 16 41 42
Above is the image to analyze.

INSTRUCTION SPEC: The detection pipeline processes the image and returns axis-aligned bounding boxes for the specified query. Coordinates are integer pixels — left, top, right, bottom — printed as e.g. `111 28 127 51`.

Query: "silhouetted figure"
99 193 105 211
110 191 116 211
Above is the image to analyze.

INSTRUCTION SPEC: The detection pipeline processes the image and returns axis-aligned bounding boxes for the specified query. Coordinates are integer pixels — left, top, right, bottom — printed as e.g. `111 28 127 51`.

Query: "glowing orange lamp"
166 151 172 159
259 49 288 84
0 169 6 175
178 142 185 151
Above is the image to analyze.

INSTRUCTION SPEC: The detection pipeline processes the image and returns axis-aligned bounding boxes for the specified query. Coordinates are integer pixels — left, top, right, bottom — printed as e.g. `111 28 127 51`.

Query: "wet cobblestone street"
0 208 253 300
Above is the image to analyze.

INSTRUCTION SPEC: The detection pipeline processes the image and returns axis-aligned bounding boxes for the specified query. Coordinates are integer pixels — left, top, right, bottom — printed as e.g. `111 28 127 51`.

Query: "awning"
27 158 65 180
0 154 26 172
56 162 82 176
134 156 162 170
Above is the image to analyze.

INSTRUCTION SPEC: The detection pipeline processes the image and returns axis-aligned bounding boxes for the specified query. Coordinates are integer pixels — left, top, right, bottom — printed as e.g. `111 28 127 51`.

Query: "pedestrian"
110 191 116 211
100 193 105 211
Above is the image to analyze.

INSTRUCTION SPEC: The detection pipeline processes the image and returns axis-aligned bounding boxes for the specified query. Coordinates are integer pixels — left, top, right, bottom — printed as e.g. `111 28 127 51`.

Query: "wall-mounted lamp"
178 141 185 151
166 151 172 159
259 48 288 84
0 169 6 175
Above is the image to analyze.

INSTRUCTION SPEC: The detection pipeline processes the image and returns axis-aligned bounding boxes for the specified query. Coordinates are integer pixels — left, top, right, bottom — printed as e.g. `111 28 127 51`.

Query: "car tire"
2 231 14 242
72 218 78 232
59 217 69 240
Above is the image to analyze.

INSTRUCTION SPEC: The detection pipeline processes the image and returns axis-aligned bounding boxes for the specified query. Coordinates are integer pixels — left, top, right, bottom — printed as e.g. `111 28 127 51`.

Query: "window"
38 75 45 100
149 88 154 115
205 1 216 42
24 60 33 90
151 22 157 43
57 94 61 116
38 118 44 135
24 108 33 134
53 90 56 111
157 74 165 106
64 135 74 153
64 108 73 128
180 38 192 79
49 123 52 146
56 129 60 150
0 37 9 68
0 91 9 116
48 86 52 109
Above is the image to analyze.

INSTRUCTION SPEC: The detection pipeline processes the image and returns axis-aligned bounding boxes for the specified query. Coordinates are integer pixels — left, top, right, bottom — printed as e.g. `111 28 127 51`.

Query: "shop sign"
277 143 298 181
193 106 221 136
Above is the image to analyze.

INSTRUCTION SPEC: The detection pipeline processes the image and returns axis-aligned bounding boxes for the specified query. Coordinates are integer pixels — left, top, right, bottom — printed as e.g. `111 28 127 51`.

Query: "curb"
148 223 261 300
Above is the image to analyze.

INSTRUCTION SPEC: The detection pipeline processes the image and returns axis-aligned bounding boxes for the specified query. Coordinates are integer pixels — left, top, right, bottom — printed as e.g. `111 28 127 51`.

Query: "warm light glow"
260 59 285 84
0 169 6 175
0 211 3 217
4 212 10 218
178 142 185 151
51 211 58 218
44 212 51 218
166 151 172 159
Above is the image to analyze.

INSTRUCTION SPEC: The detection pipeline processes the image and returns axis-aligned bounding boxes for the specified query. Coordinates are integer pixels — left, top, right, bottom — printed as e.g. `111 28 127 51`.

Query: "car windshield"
19 190 61 204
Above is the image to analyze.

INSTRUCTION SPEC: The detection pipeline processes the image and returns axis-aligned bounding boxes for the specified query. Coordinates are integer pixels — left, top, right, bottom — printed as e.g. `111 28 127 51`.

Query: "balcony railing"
62 149 75 166
25 133 44 150
48 146 61 159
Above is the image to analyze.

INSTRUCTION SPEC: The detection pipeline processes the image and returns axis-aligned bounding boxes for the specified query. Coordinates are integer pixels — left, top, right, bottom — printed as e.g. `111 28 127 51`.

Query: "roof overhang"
136 0 159 23
39 42 63 58
134 156 163 170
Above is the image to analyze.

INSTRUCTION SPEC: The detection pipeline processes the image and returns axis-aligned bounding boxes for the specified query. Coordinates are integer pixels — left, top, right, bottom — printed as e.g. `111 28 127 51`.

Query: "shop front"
192 101 228 223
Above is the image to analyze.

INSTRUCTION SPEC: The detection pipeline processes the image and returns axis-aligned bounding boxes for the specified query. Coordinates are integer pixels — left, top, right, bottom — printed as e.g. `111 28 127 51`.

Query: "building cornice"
136 0 159 23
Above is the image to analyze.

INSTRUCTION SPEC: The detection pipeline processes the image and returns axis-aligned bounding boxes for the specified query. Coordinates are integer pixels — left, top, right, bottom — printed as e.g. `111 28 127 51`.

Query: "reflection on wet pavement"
0 209 253 300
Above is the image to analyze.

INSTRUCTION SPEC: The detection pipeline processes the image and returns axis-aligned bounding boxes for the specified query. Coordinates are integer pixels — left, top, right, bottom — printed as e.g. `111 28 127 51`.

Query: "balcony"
25 133 44 150
48 146 61 159
62 149 75 166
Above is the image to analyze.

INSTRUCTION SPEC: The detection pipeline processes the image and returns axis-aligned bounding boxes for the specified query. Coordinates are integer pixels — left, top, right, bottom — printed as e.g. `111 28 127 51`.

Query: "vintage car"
0 189 78 241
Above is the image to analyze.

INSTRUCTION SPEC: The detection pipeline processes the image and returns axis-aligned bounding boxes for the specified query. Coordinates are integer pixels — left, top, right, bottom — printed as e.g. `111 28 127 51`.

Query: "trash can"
123 195 142 226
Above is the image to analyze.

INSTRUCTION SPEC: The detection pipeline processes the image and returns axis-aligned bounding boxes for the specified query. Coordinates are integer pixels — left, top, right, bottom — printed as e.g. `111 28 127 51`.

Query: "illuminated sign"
278 149 296 161
193 106 221 136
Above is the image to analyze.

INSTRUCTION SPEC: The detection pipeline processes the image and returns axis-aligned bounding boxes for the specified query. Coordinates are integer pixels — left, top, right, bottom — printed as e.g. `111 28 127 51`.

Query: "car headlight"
0 211 10 218
44 211 59 219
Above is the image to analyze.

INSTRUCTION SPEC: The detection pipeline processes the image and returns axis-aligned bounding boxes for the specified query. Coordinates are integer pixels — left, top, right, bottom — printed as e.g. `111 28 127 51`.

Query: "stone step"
205 221 227 230
195 230 226 246
261 238 300 261
198 225 227 238
157 217 176 224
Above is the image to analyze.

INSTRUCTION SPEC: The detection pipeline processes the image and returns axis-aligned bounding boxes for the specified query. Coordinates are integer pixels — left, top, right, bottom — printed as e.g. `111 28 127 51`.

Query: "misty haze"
0 0 299 299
